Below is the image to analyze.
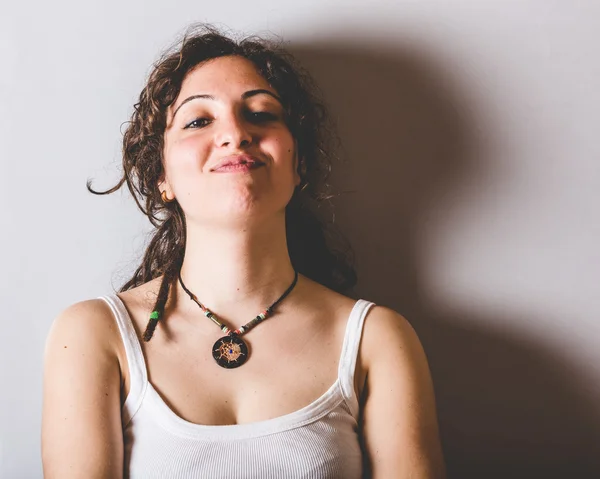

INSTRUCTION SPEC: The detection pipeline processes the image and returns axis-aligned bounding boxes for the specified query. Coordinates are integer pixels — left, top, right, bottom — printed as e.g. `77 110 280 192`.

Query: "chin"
189 184 294 224
220 196 289 224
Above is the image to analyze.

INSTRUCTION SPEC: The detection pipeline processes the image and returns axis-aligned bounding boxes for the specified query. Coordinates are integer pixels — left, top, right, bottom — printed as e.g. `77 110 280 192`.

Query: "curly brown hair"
87 24 356 340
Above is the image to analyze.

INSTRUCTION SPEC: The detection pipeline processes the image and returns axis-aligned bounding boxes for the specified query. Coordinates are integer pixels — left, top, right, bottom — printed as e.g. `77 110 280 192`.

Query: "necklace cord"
177 269 299 336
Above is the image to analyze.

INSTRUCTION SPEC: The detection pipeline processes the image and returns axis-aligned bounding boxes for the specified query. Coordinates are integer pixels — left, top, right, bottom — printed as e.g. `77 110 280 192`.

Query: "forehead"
177 55 274 100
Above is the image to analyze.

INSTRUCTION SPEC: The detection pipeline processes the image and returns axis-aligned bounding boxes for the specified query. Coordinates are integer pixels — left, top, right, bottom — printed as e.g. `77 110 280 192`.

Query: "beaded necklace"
177 270 299 369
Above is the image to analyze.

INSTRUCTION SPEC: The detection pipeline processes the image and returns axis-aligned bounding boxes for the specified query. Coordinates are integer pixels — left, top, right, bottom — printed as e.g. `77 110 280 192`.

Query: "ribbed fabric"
99 294 375 479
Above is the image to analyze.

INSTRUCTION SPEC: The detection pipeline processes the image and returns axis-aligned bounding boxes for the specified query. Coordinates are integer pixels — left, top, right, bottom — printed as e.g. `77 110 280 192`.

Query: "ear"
157 175 174 198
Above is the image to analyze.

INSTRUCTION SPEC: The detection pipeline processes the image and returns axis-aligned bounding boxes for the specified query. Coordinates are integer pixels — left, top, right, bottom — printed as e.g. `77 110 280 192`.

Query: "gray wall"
1 1 598 477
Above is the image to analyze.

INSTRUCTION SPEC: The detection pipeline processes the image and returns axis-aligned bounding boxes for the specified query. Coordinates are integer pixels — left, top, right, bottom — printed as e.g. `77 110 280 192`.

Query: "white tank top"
99 293 375 479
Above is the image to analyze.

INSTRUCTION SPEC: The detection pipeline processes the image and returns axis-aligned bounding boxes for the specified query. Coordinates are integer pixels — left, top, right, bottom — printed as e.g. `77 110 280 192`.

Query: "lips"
210 154 265 171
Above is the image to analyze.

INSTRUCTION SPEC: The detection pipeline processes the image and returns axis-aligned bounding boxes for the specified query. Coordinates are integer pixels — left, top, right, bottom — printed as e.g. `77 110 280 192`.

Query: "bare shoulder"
360 305 423 369
294 278 420 366
43 297 126 402
363 305 416 338
45 298 122 357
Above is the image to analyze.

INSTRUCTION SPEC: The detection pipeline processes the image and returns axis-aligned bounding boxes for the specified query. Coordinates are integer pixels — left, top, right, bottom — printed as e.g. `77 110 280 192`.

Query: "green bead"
150 311 160 320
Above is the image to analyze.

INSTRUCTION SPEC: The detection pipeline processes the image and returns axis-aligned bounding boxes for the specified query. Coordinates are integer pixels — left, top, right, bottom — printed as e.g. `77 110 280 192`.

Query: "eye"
184 117 212 129
248 111 278 122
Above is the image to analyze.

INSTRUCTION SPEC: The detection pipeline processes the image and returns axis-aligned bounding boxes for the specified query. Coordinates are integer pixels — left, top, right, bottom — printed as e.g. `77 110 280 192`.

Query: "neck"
176 213 297 320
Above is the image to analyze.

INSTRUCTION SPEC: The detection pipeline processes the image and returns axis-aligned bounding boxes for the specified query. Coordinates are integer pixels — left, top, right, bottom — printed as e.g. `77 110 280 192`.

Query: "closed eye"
248 111 278 122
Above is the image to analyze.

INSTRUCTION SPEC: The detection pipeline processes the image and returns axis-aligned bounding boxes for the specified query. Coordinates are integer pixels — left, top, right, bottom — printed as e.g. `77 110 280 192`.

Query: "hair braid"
142 247 183 341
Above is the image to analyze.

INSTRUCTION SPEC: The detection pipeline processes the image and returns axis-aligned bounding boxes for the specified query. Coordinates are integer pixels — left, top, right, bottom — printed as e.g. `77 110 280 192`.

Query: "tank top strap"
337 299 376 419
98 293 148 426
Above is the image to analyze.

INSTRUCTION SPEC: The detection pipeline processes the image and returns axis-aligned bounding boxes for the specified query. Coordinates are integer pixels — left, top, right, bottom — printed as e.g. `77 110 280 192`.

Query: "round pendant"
212 335 249 369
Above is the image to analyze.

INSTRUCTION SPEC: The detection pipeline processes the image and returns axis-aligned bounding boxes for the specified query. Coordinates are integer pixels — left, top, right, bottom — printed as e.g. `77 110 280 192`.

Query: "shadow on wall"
290 41 600 479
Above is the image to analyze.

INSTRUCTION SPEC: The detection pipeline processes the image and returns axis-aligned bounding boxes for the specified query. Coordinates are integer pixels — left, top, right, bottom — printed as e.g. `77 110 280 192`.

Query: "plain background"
1 1 599 477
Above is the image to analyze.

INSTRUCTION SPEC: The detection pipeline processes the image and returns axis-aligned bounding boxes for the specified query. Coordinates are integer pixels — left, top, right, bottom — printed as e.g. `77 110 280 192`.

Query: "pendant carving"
212 335 249 369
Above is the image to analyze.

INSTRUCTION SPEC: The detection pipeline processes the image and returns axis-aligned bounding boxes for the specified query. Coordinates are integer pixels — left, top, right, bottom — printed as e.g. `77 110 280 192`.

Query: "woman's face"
161 55 300 226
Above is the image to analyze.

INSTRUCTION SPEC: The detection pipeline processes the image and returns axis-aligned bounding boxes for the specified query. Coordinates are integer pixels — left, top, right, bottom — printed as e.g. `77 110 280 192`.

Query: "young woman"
42 25 445 478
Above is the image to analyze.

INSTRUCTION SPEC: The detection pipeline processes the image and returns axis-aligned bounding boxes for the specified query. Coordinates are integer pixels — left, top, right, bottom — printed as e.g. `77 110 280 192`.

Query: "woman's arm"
42 300 124 479
360 306 446 478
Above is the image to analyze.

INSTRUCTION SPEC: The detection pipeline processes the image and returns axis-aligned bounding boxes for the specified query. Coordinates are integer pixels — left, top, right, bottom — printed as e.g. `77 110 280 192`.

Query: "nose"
214 112 253 148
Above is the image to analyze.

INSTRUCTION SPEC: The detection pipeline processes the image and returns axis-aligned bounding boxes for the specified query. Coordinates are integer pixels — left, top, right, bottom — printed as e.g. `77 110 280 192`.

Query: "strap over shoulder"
98 294 148 426
338 299 376 419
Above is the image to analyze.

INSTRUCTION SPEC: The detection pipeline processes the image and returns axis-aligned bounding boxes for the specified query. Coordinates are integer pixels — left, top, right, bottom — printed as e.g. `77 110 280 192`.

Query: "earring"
161 190 175 203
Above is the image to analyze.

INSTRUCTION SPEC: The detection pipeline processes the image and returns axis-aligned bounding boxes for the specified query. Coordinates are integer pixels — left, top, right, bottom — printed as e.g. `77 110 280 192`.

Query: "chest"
126 308 351 426
124 403 364 479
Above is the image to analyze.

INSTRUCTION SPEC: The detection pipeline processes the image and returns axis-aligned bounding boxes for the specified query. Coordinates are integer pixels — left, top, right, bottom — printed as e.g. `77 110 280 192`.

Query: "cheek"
265 130 296 164
171 135 211 161
163 137 210 180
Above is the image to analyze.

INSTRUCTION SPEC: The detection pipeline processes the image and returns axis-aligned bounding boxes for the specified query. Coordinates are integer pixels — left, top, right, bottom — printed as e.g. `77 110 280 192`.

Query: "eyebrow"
171 89 283 119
